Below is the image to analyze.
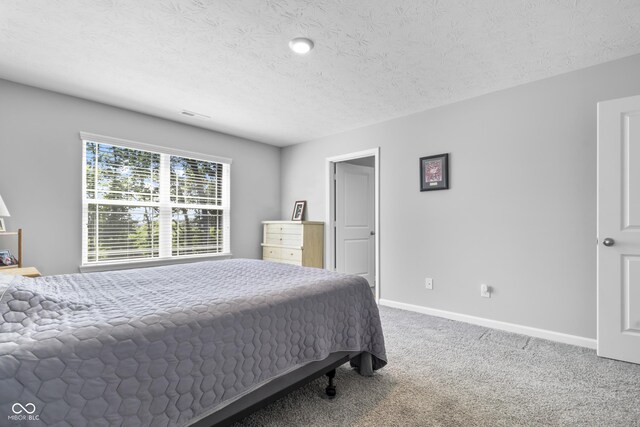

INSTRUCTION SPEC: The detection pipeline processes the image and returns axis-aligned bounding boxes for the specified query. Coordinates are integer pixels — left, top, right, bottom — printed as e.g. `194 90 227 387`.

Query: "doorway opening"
325 148 380 301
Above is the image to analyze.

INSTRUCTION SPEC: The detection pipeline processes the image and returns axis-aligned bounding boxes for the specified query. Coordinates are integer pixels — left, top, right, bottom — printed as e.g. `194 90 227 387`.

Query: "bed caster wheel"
325 369 336 399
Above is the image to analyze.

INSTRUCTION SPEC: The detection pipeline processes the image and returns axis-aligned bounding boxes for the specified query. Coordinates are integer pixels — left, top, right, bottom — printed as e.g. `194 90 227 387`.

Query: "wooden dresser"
261 221 324 268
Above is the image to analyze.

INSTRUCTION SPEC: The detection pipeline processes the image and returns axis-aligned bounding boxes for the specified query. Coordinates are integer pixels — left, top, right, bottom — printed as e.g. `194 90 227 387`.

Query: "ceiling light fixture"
289 37 314 55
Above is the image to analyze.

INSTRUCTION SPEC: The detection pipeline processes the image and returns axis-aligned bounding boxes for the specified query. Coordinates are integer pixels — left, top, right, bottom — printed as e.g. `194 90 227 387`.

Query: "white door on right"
335 162 375 288
597 94 640 364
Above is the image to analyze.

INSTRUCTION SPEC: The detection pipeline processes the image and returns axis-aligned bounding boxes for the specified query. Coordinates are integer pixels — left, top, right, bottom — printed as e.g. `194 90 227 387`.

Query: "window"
81 133 230 265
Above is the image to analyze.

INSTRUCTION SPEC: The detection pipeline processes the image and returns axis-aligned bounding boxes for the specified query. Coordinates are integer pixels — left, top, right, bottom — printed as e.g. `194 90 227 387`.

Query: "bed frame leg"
325 369 336 398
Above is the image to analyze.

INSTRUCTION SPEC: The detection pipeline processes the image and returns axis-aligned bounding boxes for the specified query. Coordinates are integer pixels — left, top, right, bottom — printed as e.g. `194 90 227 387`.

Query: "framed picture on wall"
291 200 306 221
420 153 449 191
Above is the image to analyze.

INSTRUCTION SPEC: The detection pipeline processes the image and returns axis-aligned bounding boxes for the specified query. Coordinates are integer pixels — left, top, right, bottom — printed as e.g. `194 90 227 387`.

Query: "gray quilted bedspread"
0 259 386 426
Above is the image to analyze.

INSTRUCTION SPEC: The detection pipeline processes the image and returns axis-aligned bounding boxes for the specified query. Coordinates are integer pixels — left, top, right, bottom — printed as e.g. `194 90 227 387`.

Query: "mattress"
0 259 386 426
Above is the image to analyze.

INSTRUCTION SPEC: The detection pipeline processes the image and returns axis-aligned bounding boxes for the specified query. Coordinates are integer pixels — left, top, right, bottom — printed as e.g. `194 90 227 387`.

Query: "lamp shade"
0 194 10 217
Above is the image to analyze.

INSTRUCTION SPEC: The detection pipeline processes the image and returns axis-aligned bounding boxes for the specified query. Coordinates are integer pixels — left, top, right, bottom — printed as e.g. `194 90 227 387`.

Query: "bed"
0 259 387 426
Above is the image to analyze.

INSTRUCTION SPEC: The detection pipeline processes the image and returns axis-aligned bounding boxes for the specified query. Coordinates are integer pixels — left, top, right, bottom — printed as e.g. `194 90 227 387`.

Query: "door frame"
325 148 380 301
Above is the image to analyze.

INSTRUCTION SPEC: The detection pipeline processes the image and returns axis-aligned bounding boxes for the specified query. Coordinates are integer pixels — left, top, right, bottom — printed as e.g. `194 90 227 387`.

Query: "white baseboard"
378 299 597 349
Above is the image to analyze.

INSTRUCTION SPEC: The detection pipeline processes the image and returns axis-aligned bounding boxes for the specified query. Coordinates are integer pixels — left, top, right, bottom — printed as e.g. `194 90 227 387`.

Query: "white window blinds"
169 155 227 257
81 133 230 265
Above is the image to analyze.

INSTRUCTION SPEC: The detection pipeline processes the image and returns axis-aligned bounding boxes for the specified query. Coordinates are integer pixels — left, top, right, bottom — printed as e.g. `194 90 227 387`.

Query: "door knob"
602 238 615 247
370 231 375 236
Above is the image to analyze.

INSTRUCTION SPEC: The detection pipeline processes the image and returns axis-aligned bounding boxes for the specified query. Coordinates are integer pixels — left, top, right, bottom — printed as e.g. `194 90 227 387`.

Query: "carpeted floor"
234 306 640 427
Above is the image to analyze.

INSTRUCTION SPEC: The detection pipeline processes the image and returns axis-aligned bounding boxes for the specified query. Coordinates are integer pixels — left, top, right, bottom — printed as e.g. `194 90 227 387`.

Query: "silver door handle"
602 238 615 247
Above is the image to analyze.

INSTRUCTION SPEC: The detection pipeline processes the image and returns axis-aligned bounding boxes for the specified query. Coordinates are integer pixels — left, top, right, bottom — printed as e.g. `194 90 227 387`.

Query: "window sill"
79 253 233 273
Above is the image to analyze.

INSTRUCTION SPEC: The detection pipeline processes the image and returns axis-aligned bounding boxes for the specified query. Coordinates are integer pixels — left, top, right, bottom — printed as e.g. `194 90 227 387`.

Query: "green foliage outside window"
84 141 227 263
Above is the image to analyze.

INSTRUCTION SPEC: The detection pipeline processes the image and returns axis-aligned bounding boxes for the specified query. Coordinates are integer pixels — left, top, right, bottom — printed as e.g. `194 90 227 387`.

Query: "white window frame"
80 132 231 271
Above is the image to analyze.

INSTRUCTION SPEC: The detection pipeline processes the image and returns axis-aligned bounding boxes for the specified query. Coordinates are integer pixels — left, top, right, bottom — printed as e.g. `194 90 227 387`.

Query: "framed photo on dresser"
291 200 306 221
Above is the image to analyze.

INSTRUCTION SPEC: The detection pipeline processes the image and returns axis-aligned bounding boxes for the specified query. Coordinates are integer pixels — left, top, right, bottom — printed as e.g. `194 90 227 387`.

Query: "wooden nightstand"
0 267 41 278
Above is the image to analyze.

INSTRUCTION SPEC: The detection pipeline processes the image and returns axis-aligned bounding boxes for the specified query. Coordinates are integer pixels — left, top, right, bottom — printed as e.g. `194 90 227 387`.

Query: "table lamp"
0 194 9 232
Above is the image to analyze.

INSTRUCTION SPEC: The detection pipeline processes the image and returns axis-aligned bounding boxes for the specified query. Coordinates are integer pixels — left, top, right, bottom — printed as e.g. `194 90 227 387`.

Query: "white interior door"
335 162 375 287
597 94 640 364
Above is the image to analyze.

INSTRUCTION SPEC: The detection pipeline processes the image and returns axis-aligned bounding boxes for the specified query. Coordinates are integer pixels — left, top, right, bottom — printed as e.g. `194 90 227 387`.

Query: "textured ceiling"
1 1 640 146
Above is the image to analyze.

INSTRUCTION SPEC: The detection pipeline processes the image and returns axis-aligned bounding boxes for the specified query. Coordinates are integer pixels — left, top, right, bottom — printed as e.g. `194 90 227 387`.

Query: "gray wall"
345 156 375 168
281 54 640 339
0 79 281 275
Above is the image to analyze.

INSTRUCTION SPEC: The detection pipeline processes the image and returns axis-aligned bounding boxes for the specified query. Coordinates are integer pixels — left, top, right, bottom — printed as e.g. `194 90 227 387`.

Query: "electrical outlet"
425 277 433 290
480 284 491 298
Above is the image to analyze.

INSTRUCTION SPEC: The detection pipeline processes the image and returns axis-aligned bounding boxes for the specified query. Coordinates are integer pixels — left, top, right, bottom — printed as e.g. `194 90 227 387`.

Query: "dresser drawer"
265 223 302 235
264 233 302 246
262 247 281 259
280 248 302 262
